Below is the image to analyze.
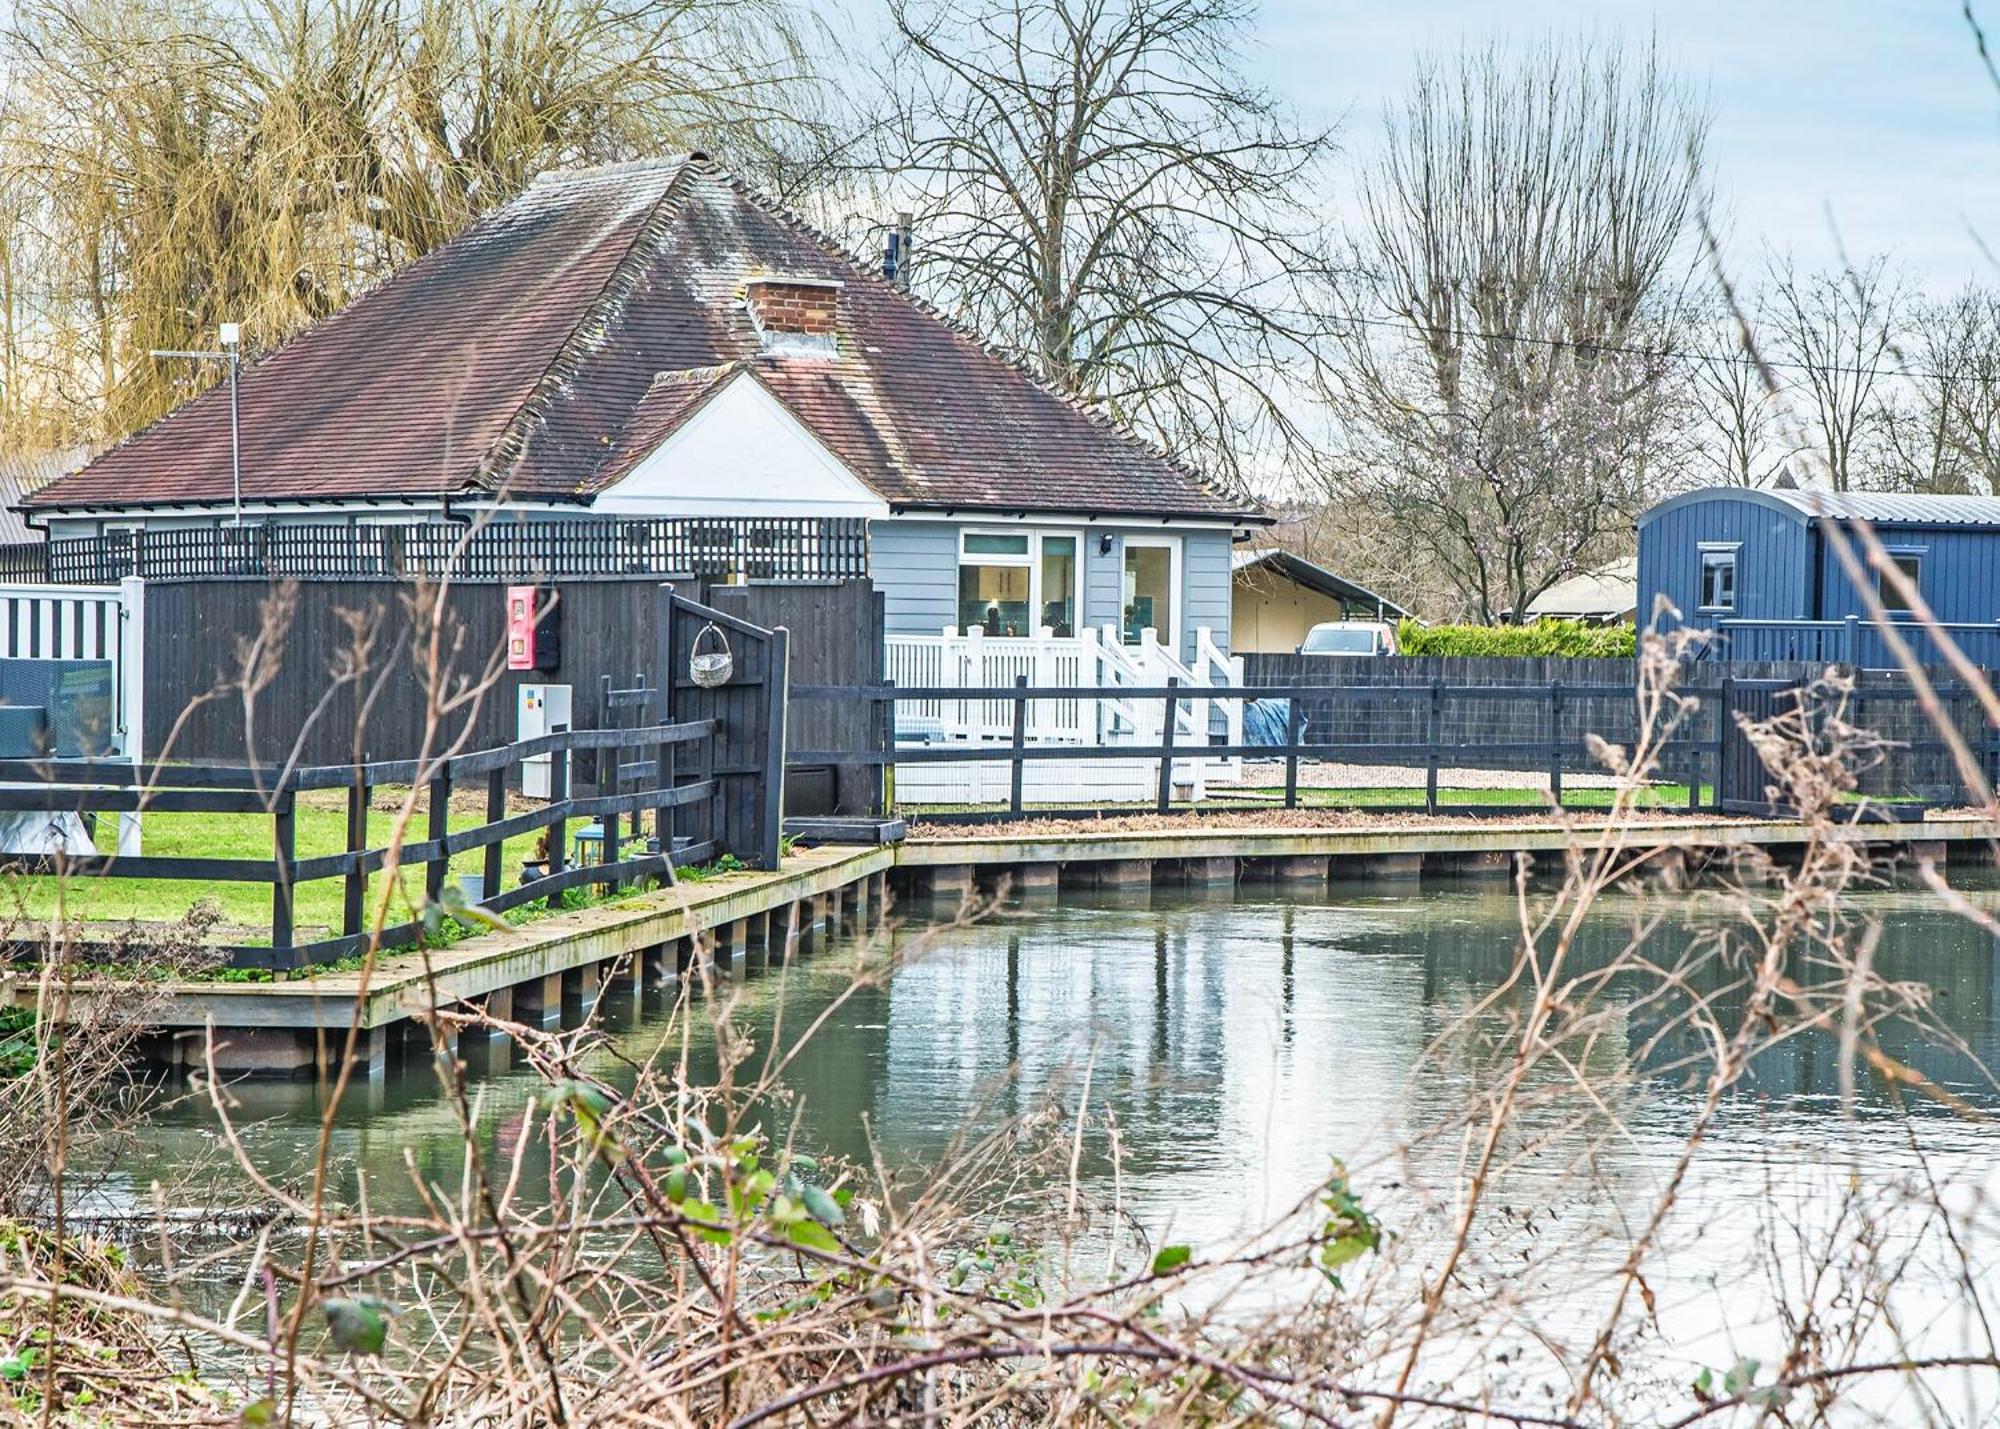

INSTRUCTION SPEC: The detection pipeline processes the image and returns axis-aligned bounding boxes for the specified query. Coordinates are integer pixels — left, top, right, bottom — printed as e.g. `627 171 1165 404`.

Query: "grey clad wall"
871 517 1236 652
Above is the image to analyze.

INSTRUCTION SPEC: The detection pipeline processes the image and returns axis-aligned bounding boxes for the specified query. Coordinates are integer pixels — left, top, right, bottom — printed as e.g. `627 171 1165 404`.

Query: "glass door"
1122 537 1178 649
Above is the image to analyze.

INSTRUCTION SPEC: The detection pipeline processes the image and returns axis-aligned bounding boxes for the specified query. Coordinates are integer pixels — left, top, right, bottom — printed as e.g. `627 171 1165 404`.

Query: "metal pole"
228 343 242 527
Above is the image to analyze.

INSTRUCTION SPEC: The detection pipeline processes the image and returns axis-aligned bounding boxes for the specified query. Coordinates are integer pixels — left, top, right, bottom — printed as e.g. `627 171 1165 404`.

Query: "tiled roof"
31 157 1255 522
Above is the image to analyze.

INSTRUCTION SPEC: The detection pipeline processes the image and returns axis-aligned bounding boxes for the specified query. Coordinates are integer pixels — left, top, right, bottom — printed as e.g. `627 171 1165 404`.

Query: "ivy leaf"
1150 1244 1192 1275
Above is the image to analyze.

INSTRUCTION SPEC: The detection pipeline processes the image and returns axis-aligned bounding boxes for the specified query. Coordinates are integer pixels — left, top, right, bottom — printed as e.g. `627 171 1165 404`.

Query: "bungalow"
1637 487 2000 665
21 155 1264 670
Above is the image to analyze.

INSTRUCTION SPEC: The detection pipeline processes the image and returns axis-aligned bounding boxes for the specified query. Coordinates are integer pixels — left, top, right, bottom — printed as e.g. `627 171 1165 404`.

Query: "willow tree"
1329 38 1709 623
0 0 824 444
877 0 1339 492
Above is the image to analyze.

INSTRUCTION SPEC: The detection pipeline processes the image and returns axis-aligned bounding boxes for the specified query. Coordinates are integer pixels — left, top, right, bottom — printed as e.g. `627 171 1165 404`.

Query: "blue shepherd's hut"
1636 487 2000 665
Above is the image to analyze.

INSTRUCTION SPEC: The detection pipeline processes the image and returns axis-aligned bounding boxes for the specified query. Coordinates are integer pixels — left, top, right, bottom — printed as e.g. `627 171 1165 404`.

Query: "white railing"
884 624 1243 801
0 576 146 854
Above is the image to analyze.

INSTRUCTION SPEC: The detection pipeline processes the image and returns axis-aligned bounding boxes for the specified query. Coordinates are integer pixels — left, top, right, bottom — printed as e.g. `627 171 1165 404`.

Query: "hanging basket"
689 622 734 688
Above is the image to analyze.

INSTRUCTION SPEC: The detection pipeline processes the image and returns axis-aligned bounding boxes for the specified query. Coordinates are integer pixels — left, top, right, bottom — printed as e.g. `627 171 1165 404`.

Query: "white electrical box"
518 683 572 798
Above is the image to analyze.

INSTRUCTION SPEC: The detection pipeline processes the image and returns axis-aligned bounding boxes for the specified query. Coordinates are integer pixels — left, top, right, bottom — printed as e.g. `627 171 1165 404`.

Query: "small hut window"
1699 550 1736 611
1877 553 1921 613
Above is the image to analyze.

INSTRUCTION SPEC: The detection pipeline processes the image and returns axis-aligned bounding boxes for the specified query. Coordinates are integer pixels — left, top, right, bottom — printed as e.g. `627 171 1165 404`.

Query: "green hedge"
1394 618 1635 659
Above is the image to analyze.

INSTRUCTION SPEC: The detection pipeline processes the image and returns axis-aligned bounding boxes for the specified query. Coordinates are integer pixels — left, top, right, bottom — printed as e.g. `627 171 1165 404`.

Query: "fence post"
343 774 367 939
1425 678 1442 815
272 789 296 969
1548 679 1565 807
1283 696 1302 810
1009 673 1028 816
116 575 145 857
483 765 505 901
761 627 791 870
1844 613 1859 665
548 733 569 882
426 769 451 903
1716 673 1735 812
656 735 676 870
1157 677 1180 813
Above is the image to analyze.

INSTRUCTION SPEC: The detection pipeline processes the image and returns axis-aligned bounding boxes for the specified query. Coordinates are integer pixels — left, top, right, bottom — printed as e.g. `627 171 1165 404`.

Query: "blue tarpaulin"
1244 698 1296 747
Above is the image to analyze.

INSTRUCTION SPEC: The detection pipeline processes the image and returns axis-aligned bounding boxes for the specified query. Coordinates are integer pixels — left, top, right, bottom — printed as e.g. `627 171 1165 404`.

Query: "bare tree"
1763 252 1903 491
1880 285 2000 493
1686 304 1796 487
877 0 1339 492
1328 37 1708 622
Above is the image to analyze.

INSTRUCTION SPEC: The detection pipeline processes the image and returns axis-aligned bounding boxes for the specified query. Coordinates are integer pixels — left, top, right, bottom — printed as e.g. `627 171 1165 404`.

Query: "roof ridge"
524 153 702 190
701 162 1255 517
476 157 697 493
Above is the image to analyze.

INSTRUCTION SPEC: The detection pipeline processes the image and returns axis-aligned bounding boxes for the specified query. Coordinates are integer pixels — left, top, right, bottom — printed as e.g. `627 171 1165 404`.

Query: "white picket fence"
884 624 1243 805
0 577 146 853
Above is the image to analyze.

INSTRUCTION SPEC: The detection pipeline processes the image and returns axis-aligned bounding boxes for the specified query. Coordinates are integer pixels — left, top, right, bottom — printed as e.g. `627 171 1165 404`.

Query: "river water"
95 876 2000 1419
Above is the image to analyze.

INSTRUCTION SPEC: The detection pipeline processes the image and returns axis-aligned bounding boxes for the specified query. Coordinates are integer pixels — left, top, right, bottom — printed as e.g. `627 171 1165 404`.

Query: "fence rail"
40 517 870 585
1716 616 2000 669
793 675 1997 822
3 718 720 970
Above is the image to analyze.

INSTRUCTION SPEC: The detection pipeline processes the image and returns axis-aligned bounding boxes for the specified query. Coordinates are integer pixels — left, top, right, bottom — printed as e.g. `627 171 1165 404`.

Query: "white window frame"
1120 533 1183 650
1697 543 1739 613
957 527 1083 637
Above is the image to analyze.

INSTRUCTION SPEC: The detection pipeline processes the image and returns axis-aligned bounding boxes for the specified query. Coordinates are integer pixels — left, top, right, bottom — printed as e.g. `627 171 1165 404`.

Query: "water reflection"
103 876 2000 1382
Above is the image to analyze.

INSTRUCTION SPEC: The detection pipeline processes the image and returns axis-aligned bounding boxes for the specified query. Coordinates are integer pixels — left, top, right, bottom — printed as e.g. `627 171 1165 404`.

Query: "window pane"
1700 552 1735 611
1123 544 1172 643
1879 555 1920 613
959 563 1031 635
1039 537 1077 636
963 533 1029 557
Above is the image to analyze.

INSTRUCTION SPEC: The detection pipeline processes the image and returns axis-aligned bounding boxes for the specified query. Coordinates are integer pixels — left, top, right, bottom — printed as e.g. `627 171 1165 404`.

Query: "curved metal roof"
1641 486 2000 529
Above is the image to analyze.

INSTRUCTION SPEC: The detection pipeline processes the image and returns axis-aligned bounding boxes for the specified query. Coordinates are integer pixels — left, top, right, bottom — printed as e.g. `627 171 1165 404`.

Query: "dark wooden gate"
1716 675 1799 815
656 584 789 869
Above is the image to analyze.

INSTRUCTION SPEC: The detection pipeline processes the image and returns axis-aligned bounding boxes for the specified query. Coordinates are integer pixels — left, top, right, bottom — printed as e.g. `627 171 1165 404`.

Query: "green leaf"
0 1356 24 1382
322 1295 394 1356
785 1220 841 1254
239 1397 277 1426
1150 1244 1192 1275
801 1183 845 1228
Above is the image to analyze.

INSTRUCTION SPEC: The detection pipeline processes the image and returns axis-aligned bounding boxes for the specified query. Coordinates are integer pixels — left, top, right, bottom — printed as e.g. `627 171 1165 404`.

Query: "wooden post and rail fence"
0 586 790 971
792 674 2000 822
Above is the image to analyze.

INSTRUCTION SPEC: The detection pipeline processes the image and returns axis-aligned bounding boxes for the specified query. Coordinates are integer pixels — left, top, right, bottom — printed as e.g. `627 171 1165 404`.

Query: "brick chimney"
743 274 842 355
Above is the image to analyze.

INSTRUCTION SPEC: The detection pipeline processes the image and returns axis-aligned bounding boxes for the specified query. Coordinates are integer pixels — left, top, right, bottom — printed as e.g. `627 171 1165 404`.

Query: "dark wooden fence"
795 673 1997 822
1 718 717 970
138 575 880 771
43 517 869 585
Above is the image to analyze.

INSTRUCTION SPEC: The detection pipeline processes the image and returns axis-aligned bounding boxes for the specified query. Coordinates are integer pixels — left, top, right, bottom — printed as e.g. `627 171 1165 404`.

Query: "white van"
1299 620 1398 657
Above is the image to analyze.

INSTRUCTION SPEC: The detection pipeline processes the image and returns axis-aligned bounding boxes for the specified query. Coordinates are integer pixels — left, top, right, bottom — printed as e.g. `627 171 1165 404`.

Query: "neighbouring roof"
0 449 84 541
30 156 1255 523
1641 486 2000 530
1231 547 1408 618
1524 557 1637 620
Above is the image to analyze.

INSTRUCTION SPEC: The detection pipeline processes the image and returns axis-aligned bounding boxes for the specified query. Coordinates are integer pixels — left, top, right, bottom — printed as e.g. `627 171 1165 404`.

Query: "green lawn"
3 788 556 938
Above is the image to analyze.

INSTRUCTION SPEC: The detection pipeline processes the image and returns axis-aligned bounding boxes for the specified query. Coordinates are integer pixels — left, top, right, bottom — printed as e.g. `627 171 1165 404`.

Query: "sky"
1250 0 2000 289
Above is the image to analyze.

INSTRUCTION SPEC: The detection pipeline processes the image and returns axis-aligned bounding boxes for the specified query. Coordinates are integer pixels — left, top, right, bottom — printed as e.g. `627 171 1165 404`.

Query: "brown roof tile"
31 157 1257 523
